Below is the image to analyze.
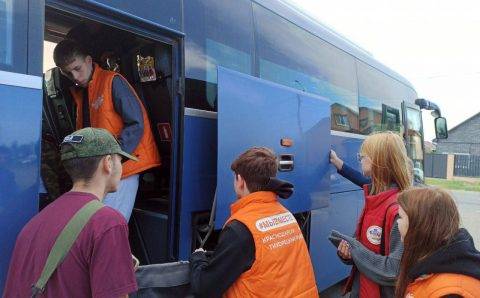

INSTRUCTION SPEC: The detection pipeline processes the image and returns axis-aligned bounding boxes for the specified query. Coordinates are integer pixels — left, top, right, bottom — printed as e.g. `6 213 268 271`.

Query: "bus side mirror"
435 117 448 139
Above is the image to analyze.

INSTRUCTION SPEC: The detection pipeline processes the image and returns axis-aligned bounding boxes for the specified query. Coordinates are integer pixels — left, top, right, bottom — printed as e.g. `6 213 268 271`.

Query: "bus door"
43 2 184 262
402 101 425 182
214 67 331 229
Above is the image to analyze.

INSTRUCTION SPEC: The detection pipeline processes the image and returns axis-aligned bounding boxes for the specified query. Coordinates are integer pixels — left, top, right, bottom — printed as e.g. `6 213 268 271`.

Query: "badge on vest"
92 96 104 110
255 212 296 232
366 225 382 245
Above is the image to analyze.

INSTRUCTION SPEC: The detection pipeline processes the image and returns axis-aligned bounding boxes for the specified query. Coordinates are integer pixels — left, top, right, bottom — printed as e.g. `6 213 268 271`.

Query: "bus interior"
42 7 176 264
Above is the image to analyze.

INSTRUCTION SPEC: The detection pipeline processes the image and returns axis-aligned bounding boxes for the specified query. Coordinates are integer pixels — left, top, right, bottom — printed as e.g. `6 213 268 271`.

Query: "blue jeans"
103 174 139 221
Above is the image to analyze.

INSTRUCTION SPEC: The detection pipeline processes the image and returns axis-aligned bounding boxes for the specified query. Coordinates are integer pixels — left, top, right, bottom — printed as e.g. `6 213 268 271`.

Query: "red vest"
70 65 161 178
224 191 318 298
344 186 399 298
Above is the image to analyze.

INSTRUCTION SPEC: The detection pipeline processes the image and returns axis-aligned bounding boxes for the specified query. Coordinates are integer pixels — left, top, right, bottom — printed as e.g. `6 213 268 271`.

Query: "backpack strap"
31 199 104 297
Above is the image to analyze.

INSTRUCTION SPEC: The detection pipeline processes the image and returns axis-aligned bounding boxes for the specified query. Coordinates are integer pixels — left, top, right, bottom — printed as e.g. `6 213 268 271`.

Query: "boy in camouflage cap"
61 127 138 162
3 127 139 297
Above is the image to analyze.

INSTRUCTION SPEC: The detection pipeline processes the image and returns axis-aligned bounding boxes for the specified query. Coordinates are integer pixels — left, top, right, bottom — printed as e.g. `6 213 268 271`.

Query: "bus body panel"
313 134 364 290
215 67 331 228
47 0 183 34
331 132 366 193
179 113 217 259
310 189 363 291
89 0 182 32
0 76 43 290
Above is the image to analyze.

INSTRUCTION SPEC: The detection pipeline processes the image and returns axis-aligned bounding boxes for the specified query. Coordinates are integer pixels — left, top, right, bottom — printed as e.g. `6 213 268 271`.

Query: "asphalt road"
451 190 480 247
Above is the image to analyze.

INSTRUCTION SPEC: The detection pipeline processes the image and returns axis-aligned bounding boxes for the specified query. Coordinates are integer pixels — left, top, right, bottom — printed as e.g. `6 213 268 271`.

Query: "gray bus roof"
254 0 416 91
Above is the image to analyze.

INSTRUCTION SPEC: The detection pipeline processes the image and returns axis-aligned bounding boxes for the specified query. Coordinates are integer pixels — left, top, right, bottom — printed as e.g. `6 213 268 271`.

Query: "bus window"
184 0 254 111
0 0 27 72
357 61 407 134
382 104 401 132
253 3 359 134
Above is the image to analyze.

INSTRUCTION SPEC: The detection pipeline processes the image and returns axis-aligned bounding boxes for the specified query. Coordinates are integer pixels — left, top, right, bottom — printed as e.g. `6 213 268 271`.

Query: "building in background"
435 112 480 155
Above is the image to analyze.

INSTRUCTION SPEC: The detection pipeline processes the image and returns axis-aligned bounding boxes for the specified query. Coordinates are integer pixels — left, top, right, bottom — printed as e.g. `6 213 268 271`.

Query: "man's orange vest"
224 191 319 298
71 65 161 178
406 273 480 297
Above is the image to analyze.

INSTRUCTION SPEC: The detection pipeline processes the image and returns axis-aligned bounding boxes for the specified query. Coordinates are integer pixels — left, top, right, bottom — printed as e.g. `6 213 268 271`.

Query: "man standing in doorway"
53 39 161 221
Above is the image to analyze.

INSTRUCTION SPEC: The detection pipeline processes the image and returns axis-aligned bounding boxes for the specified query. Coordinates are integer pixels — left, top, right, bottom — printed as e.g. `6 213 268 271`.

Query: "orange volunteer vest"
406 273 480 298
224 191 318 298
71 64 161 178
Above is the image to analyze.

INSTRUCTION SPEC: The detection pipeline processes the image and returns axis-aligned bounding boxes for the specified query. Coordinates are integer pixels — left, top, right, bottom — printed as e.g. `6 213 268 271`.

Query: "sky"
286 0 480 141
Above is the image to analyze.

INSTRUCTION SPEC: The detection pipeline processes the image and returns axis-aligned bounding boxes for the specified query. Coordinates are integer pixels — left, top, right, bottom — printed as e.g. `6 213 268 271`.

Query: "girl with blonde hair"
329 131 412 298
396 187 480 297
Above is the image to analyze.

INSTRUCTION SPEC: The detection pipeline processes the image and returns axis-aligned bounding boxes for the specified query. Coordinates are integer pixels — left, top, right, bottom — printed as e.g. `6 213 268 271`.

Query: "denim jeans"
103 174 139 221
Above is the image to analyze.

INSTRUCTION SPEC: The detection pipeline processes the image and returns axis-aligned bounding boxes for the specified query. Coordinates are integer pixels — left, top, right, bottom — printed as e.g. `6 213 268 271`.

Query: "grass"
425 178 480 192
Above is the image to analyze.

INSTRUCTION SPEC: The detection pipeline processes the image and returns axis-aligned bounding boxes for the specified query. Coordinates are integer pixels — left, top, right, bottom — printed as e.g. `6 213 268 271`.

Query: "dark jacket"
408 228 480 281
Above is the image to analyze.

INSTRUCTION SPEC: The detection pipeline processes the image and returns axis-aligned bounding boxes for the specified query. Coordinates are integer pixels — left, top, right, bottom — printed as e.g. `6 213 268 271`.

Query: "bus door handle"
278 154 294 172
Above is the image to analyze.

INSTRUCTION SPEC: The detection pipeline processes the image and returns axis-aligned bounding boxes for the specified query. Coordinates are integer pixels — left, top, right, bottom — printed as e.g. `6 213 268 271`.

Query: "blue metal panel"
0 84 42 291
313 133 364 290
310 190 363 291
46 0 184 40
216 67 331 228
179 114 217 259
90 0 181 32
330 134 364 193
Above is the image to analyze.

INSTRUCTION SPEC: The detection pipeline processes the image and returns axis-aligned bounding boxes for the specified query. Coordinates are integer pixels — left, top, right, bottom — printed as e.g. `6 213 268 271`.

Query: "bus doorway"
41 6 181 264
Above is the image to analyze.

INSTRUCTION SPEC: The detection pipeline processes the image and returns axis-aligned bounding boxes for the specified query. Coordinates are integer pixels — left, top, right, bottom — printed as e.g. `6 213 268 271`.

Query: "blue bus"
0 0 447 293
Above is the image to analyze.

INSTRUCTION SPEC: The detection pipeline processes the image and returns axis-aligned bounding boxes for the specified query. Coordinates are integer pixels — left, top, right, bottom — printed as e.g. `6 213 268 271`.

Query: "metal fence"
424 154 448 178
454 155 480 177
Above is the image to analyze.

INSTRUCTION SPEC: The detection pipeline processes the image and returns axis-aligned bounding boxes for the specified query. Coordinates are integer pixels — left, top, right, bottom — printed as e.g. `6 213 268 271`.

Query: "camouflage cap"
60 127 138 161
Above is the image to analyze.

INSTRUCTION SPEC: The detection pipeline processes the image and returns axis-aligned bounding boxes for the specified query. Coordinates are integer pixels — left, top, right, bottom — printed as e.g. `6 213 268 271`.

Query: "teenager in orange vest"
190 147 318 298
395 187 480 298
329 132 411 298
53 39 160 221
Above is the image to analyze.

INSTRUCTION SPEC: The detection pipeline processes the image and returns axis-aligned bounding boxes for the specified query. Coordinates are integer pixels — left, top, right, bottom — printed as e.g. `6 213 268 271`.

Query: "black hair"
53 39 89 67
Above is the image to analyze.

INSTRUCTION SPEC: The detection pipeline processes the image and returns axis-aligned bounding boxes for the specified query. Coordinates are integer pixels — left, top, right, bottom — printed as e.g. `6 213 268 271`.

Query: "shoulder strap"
31 200 104 297
380 201 398 255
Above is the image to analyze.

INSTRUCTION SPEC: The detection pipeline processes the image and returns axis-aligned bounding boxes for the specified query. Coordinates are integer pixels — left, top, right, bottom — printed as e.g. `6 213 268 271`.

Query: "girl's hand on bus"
338 240 352 260
330 150 344 170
